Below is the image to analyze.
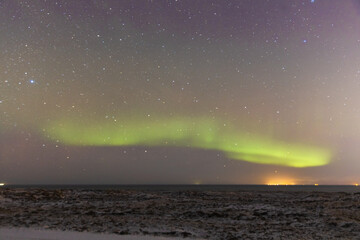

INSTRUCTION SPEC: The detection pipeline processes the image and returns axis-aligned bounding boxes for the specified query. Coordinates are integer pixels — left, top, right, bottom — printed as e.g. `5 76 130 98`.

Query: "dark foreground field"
1 188 360 239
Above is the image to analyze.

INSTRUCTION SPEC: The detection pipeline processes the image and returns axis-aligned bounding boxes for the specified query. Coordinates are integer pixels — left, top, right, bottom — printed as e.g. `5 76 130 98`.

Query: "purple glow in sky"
1 0 360 185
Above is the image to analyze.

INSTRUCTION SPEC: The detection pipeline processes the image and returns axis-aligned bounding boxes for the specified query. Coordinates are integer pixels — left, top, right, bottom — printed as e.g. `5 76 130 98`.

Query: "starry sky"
1 0 360 185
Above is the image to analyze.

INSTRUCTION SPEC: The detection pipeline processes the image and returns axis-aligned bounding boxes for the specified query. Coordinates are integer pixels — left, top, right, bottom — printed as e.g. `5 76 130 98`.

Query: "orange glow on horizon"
267 183 296 186
265 177 296 186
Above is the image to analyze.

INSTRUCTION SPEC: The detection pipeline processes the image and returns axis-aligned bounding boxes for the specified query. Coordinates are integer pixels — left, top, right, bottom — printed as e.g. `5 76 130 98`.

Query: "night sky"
1 0 360 185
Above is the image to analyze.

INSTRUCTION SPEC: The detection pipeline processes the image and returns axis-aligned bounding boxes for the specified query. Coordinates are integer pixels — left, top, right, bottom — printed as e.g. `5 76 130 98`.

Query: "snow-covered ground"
0 228 186 240
1 188 360 239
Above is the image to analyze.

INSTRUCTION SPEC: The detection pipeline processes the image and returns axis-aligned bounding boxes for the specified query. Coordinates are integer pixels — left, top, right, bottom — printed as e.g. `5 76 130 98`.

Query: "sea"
3 184 360 193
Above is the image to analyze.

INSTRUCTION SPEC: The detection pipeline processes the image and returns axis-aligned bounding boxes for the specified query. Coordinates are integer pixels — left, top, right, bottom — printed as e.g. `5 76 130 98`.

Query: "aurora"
44 117 331 168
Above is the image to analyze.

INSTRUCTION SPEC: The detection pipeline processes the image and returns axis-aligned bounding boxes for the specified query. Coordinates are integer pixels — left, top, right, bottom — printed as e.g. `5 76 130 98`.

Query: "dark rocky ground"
1 188 360 239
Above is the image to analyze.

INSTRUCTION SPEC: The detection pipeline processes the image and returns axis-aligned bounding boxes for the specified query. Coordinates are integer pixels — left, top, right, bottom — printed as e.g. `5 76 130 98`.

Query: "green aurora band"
44 117 331 168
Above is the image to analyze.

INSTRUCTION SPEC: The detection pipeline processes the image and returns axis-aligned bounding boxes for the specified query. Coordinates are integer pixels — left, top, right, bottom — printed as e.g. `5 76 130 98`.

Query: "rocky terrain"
1 188 360 239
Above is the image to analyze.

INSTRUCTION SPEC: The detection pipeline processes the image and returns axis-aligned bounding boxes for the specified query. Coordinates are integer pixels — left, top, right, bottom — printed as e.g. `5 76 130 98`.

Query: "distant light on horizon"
266 177 296 186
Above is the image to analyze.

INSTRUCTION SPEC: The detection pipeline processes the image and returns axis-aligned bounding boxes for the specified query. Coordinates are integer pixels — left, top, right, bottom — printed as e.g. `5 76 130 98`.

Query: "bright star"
29 79 35 84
